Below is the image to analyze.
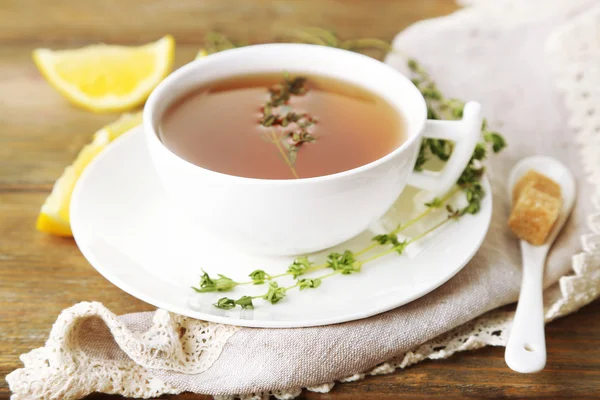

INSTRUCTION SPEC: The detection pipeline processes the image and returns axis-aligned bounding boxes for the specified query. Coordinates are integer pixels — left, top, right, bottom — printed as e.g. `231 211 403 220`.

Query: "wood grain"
1 0 456 45
1 1 599 399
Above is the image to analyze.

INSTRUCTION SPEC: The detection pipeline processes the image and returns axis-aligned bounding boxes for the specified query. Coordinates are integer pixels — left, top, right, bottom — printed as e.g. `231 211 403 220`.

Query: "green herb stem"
353 242 378 257
340 38 393 53
237 267 322 286
359 214 455 264
249 270 341 300
284 29 330 46
354 185 462 257
271 132 299 179
358 247 397 264
285 270 341 292
393 186 461 233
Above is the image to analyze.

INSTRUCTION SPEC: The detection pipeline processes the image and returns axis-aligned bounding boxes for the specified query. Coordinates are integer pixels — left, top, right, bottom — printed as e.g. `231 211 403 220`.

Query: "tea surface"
159 73 406 179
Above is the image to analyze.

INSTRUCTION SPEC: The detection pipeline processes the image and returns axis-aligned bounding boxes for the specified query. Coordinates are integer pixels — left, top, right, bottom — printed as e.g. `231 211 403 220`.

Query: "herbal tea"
159 73 406 179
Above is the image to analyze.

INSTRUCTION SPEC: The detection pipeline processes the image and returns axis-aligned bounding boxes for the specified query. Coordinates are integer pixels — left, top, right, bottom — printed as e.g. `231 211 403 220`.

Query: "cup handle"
408 101 483 195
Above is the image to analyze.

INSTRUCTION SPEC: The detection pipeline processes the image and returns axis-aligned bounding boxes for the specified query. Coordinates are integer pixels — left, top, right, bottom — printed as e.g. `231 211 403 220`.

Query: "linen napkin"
7 0 600 398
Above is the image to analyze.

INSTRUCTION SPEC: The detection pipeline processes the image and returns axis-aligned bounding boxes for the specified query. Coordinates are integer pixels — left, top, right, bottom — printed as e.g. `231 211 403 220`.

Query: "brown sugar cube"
508 185 561 245
512 169 561 204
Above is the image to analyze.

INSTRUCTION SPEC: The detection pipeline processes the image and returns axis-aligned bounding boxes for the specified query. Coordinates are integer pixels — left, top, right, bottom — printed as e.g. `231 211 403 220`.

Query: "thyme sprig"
407 59 506 171
196 32 243 57
259 74 316 178
195 185 461 296
198 28 394 60
209 197 468 310
282 27 393 57
195 182 482 310
192 30 507 310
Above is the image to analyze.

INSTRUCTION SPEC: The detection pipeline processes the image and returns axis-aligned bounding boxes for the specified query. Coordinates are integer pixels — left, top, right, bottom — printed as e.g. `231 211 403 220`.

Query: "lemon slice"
32 35 174 113
37 113 142 236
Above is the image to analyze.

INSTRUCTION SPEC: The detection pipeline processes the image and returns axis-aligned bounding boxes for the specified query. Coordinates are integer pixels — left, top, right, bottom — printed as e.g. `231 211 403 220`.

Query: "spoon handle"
505 241 547 373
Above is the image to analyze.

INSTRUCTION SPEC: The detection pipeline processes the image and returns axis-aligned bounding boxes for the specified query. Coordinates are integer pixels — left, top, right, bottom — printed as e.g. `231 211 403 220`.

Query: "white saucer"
71 126 492 328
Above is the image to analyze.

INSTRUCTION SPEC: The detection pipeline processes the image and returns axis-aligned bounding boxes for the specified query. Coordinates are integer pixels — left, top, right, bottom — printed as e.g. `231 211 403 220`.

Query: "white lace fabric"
6 303 238 399
7 1 600 399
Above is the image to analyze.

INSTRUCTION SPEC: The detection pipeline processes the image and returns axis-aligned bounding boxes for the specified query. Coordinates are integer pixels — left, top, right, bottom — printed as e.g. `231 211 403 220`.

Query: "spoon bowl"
508 156 576 245
505 156 576 373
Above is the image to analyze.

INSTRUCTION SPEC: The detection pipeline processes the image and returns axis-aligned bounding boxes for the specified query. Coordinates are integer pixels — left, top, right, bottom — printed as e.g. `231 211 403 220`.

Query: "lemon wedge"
37 113 142 236
32 35 174 113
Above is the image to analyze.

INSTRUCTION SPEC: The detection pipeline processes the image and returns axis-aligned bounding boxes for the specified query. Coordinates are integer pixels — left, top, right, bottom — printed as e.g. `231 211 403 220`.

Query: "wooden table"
1 1 599 399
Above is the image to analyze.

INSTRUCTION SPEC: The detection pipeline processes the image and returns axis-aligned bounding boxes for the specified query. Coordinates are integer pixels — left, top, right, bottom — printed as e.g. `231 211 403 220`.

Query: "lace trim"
6 302 238 400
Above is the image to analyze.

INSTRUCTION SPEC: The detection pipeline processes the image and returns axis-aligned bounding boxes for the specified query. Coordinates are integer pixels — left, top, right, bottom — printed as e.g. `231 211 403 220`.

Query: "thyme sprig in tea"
258 74 316 178
193 30 508 309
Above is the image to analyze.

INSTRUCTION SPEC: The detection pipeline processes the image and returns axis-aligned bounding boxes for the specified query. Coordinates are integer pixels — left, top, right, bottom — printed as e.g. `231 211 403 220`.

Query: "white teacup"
144 44 482 256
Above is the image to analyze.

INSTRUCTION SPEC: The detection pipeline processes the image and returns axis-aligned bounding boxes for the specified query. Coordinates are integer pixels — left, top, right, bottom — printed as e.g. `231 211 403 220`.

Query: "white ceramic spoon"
505 156 576 373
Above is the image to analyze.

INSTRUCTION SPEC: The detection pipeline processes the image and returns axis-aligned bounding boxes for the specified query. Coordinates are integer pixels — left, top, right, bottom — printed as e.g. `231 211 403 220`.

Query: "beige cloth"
7 0 600 398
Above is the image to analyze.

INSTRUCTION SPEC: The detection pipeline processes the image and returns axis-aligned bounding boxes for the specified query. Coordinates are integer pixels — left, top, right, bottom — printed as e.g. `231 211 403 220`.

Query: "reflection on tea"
159 73 406 179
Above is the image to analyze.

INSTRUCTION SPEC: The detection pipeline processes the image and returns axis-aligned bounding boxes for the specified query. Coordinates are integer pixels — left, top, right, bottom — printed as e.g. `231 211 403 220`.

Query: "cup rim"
144 43 427 185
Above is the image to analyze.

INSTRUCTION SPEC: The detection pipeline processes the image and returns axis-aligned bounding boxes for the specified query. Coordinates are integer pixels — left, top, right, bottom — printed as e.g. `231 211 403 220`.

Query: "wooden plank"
0 0 456 45
2 0 599 399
